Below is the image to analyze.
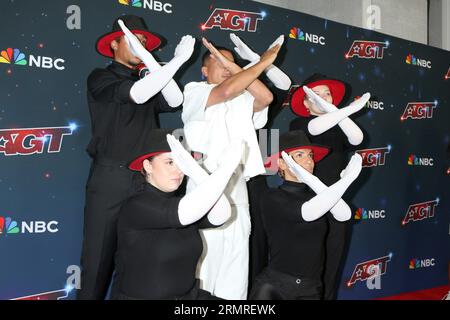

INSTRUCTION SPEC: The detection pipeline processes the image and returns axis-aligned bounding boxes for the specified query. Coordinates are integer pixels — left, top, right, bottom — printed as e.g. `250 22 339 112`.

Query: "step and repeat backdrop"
0 0 449 300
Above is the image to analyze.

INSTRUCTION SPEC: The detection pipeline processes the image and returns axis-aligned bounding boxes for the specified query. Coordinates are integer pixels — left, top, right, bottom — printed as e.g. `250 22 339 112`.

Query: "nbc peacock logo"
289 27 305 41
0 216 20 235
118 0 142 7
354 208 367 220
0 48 27 66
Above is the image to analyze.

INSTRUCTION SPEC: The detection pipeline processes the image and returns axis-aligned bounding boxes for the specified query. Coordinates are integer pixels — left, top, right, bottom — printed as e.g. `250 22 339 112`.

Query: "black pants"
249 267 323 300
77 158 143 300
113 280 223 300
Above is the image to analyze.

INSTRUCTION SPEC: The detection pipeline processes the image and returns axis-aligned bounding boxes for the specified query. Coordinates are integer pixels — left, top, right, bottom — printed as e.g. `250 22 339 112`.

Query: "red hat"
264 130 330 170
291 73 347 117
96 15 161 58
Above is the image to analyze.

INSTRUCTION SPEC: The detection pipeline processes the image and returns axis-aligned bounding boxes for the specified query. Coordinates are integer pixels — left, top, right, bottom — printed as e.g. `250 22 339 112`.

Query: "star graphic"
0 136 9 148
356 269 363 277
213 14 223 24
353 46 361 54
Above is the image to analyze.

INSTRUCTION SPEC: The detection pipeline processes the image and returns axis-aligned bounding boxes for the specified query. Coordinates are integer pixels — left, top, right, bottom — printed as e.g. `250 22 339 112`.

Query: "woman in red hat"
289 74 369 299
250 130 362 300
111 129 246 300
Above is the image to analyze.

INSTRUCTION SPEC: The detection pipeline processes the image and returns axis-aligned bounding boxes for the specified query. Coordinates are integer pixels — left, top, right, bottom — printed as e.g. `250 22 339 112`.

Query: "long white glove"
282 152 362 222
230 33 291 90
118 19 194 106
303 86 370 146
169 135 245 226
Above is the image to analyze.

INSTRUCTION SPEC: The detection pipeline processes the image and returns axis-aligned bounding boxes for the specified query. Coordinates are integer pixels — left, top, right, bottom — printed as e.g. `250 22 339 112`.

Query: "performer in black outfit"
112 129 245 300
78 15 195 299
250 130 362 300
288 74 370 299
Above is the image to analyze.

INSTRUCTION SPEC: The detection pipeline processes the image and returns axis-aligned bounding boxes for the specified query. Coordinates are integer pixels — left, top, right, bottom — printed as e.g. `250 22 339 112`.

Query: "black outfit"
112 183 220 300
78 61 177 300
290 116 351 300
250 181 328 300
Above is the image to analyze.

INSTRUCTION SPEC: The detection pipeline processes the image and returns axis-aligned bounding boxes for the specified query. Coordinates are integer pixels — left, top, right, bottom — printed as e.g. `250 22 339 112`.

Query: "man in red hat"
78 15 195 300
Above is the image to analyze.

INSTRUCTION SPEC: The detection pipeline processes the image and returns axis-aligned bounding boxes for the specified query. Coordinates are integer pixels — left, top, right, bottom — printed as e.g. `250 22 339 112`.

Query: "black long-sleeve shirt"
86 61 177 162
113 183 218 299
290 116 351 299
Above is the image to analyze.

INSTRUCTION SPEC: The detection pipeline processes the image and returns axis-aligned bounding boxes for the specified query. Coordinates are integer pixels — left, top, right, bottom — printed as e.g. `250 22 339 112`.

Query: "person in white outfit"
181 37 286 299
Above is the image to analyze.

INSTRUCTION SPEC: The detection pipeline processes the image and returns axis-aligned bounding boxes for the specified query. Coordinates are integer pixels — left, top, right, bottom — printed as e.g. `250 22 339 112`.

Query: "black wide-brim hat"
264 130 330 169
96 14 161 58
291 73 347 117
129 129 176 171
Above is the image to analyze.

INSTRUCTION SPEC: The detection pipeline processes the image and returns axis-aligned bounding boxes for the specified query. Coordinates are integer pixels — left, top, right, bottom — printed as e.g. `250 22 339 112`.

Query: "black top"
114 183 218 299
86 61 176 161
290 116 349 185
261 180 328 280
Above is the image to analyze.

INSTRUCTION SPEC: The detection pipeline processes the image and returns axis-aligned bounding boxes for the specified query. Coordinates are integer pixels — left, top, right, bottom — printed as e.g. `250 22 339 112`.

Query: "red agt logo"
402 199 439 226
0 126 74 156
347 255 391 287
400 102 437 121
356 147 390 167
445 68 450 80
345 40 388 59
202 8 264 32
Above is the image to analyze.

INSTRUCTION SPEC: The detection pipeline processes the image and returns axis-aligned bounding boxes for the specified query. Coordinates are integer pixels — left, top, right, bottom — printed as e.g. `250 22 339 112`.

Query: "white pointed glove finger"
174 35 195 63
118 19 146 58
229 33 260 62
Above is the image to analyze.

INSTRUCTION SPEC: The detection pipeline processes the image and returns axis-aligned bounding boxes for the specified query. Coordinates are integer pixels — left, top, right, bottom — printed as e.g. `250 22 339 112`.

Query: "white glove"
230 33 291 90
281 152 362 222
119 19 192 107
175 138 246 226
304 86 369 145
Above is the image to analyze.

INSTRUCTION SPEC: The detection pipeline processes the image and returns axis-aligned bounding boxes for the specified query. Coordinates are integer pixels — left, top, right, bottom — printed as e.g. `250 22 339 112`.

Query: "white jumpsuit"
182 81 268 299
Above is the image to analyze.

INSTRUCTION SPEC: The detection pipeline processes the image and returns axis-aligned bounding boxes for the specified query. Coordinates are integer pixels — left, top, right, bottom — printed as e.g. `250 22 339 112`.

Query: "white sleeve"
243 91 268 129
182 82 215 124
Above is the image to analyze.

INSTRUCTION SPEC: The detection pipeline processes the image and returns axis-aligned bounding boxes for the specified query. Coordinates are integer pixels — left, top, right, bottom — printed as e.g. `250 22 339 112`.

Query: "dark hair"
201 46 234 66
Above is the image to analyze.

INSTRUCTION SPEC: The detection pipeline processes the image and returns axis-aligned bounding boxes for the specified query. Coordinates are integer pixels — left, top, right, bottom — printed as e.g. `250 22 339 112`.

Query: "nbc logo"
409 258 435 269
118 0 173 14
355 208 386 220
0 47 65 70
289 27 326 45
407 154 434 167
0 216 59 235
0 217 20 235
406 53 431 69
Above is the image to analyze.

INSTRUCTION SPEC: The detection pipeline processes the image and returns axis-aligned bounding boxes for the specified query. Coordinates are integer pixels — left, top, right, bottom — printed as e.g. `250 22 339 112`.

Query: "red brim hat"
291 79 346 118
129 150 170 172
96 30 161 58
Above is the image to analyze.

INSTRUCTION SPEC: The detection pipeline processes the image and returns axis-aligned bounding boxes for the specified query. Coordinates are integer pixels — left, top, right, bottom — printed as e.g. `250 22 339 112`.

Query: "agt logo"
289 27 326 45
355 208 386 220
409 258 435 269
0 216 59 236
401 102 437 121
345 40 389 59
356 146 391 168
347 254 392 289
202 8 264 32
0 47 65 71
402 199 439 226
445 67 450 80
406 54 432 69
408 154 434 167
0 124 76 157
118 0 173 14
